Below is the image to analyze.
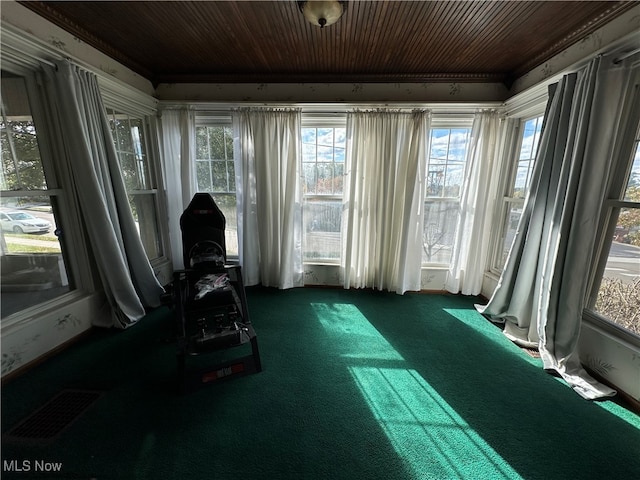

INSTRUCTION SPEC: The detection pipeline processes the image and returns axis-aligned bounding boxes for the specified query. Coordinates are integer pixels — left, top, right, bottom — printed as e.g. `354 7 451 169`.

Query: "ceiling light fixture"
298 1 346 28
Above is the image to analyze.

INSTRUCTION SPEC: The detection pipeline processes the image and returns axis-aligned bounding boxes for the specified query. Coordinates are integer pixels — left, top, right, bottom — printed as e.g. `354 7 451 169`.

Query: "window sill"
303 261 340 267
582 309 640 349
1 290 99 331
484 270 501 281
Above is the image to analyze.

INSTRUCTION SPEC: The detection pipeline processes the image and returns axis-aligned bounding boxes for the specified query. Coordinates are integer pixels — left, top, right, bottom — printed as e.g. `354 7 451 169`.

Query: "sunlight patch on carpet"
595 400 640 429
311 302 404 361
444 308 541 366
443 308 501 337
349 366 523 480
311 302 522 478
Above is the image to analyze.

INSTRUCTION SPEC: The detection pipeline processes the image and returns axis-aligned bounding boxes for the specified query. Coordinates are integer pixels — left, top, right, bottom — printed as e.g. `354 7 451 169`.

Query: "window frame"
301 114 347 264
0 65 96 323
194 115 239 261
422 116 474 267
105 107 166 264
488 112 546 275
585 70 640 344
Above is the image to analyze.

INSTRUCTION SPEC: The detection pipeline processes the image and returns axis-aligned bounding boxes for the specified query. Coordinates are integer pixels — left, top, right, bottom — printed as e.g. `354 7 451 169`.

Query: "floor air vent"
522 347 541 358
3 389 103 445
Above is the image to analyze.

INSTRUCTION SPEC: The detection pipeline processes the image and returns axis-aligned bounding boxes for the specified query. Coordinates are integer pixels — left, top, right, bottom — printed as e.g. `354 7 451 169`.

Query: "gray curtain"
478 55 632 399
44 60 164 328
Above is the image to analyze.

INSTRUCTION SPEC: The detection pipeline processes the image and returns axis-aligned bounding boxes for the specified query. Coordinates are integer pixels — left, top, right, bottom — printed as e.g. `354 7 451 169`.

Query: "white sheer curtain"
446 111 501 295
159 109 196 269
478 55 633 399
342 110 430 294
233 108 303 289
43 60 164 328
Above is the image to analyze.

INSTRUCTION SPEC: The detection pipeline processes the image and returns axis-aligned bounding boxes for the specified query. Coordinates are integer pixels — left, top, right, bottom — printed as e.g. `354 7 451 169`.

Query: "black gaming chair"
171 193 261 392
180 193 227 269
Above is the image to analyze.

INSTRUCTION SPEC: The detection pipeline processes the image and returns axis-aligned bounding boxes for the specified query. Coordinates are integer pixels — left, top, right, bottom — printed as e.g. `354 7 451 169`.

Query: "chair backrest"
180 193 226 269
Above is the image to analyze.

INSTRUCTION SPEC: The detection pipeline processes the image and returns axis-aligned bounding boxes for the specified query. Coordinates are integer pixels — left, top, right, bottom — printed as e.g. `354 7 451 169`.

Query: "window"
301 125 346 262
423 126 472 265
590 118 640 337
195 124 238 258
491 115 544 271
106 108 163 261
1 72 73 318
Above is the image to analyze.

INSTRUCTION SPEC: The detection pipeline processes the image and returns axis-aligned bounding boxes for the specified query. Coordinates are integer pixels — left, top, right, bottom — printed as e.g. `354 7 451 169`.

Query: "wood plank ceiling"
19 1 638 87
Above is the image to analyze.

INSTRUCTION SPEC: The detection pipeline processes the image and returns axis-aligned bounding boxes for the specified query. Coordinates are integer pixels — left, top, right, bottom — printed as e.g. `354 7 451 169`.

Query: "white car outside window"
0 211 52 234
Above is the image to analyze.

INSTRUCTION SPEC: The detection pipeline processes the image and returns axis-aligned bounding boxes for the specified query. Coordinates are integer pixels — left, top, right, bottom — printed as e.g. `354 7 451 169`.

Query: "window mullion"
605 199 640 209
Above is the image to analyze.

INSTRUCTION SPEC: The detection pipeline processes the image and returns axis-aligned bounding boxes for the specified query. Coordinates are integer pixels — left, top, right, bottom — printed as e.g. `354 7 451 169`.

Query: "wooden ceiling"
19 1 638 87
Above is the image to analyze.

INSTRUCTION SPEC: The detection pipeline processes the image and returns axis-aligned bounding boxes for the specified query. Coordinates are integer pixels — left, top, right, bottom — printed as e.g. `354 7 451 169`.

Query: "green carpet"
2 287 639 479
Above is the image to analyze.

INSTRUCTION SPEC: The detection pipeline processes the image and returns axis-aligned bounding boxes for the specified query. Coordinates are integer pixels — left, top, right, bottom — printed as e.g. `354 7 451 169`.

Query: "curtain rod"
160 102 503 114
613 47 640 64
1 43 57 69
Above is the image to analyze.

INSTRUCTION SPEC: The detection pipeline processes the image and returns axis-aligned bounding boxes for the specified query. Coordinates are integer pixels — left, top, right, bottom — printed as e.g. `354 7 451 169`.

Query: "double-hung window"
301 120 346 263
106 108 163 262
195 121 238 258
1 71 73 318
490 115 544 272
588 96 640 338
422 122 472 265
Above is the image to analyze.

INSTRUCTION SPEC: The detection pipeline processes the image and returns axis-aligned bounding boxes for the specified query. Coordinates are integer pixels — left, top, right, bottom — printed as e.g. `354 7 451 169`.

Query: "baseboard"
585 366 640 415
1 328 95 386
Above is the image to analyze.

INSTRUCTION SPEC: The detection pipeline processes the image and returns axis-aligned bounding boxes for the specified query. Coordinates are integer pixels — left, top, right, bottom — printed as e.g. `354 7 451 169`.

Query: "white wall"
302 264 450 292
156 81 508 103
580 320 640 402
